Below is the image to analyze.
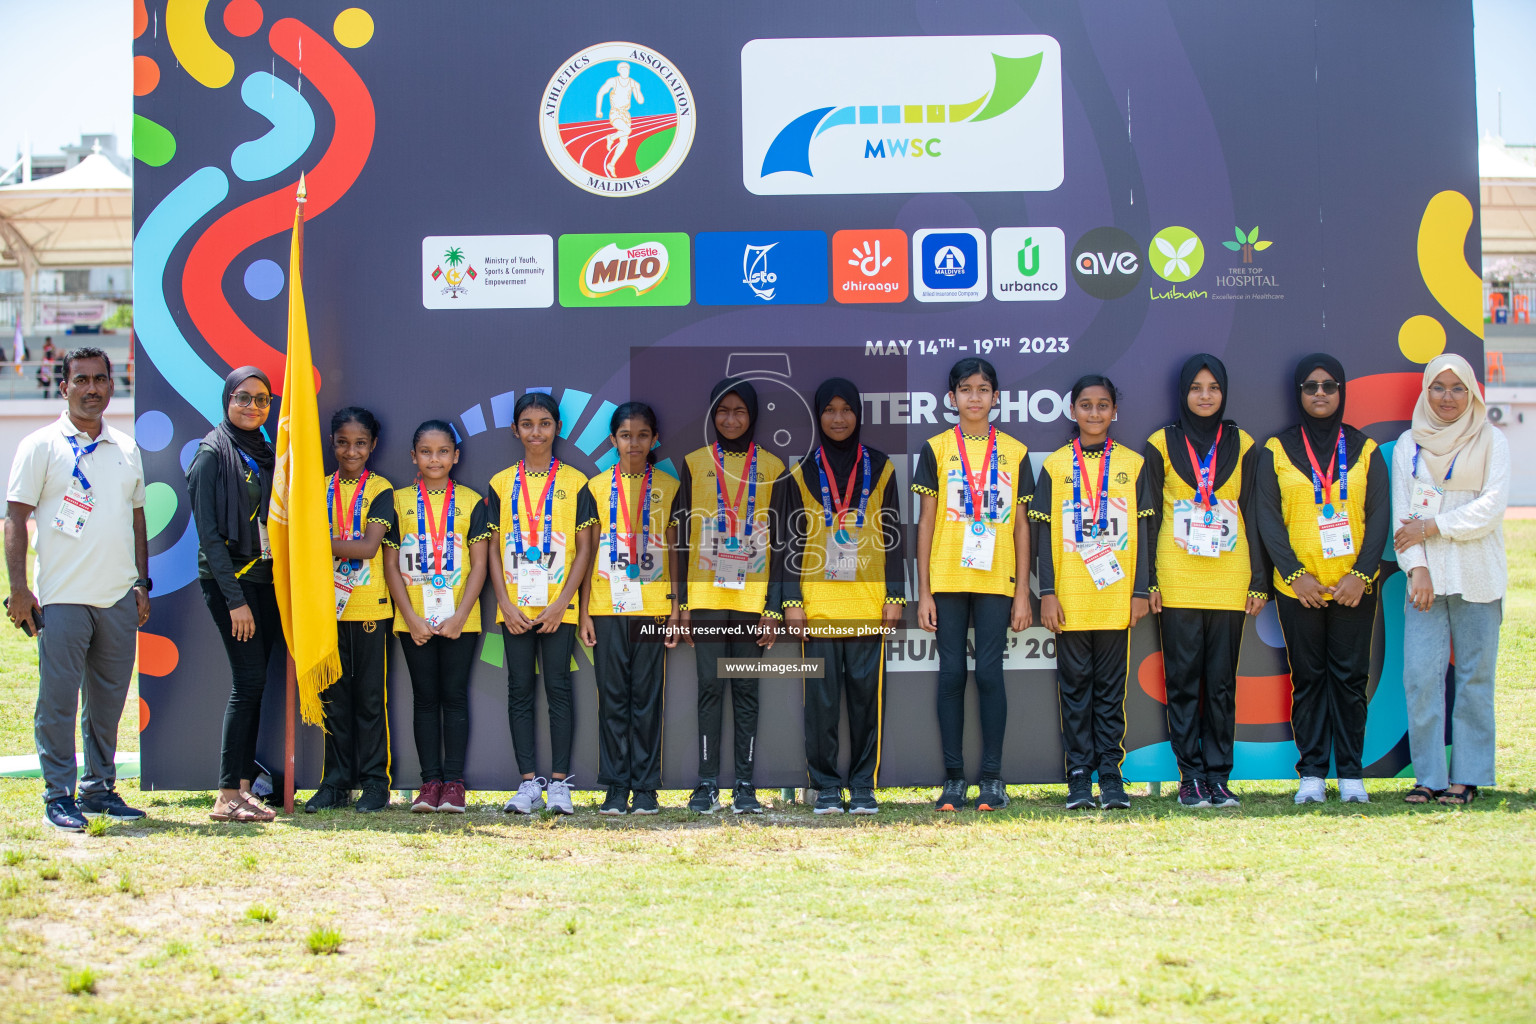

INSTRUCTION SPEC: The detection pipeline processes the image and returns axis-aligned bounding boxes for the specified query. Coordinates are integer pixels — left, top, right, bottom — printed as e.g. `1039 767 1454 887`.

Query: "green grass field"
1 528 1533 1023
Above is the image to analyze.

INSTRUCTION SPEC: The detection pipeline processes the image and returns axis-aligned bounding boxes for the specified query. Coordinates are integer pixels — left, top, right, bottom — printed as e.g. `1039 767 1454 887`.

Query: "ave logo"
1071 227 1142 300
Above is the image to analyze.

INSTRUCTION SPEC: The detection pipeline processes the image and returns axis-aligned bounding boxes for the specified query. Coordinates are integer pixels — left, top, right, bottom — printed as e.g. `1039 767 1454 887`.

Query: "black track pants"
319 619 392 791
1158 606 1243 784
1055 628 1130 778
398 631 478 783
933 592 1010 781
503 622 577 777
802 637 884 790
1275 592 1376 779
593 616 667 790
690 608 761 786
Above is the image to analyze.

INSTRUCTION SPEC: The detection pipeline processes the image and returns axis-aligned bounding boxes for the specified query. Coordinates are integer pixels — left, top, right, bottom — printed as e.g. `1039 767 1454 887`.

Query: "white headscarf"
1409 353 1491 491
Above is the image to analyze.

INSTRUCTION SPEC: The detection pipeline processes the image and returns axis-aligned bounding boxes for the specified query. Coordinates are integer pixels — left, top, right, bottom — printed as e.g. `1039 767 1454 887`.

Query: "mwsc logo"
741 36 1063 195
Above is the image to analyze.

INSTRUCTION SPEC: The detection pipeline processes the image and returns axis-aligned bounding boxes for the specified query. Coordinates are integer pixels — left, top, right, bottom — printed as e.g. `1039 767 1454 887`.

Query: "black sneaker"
1098 775 1131 810
630 789 660 815
976 778 1009 812
304 786 347 814
813 788 845 815
79 789 146 822
599 786 629 815
848 788 879 814
688 783 722 814
1207 781 1241 808
935 778 968 812
44 797 87 832
354 786 390 813
731 784 763 814
1065 770 1095 810
1177 780 1211 809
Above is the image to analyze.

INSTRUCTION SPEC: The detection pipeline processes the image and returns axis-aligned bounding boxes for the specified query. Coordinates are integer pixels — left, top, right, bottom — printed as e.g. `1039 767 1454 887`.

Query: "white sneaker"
1294 776 1327 804
546 777 574 815
1338 779 1370 804
504 778 546 814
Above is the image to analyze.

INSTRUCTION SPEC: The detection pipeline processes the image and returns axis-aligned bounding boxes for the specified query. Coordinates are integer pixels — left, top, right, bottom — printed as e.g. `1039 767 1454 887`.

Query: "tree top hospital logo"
1071 227 1142 300
741 35 1063 195
540 42 696 197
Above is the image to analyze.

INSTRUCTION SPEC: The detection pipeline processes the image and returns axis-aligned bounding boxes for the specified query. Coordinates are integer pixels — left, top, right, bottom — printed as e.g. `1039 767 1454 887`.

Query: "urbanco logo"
740 35 1063 195
1071 227 1142 300
1149 226 1204 283
558 233 691 307
539 42 696 198
991 227 1065 302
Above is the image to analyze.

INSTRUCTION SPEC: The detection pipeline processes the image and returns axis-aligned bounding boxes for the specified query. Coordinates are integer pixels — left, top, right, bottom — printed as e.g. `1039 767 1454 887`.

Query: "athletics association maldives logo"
741 36 1063 195
540 42 696 197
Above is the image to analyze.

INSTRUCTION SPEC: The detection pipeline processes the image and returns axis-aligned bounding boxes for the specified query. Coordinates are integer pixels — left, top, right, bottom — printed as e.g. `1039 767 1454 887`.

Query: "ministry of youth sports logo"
540 42 696 197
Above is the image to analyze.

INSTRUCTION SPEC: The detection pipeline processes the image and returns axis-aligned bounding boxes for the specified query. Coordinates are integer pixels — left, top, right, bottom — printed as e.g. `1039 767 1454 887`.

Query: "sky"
0 0 1531 164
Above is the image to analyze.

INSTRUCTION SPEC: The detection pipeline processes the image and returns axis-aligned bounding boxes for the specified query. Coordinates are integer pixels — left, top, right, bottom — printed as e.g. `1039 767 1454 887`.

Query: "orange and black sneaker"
976 778 1009 812
934 778 968 812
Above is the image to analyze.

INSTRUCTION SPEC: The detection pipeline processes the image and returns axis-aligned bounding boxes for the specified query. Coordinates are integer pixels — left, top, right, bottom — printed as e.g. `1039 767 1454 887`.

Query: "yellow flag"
268 183 339 725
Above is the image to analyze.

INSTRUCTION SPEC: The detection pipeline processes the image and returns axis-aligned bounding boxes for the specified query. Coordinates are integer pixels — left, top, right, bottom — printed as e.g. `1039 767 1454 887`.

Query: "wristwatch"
134 578 153 594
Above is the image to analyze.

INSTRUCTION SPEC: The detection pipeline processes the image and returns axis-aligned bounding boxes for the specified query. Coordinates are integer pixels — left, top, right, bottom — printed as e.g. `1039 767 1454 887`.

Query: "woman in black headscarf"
670 377 786 815
187 366 280 822
1254 353 1390 806
1142 354 1271 809
769 378 904 815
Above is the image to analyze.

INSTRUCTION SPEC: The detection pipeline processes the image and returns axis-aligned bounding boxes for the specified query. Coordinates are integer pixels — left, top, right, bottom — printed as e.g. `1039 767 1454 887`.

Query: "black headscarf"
1164 353 1241 489
1277 352 1366 475
707 377 758 454
814 377 863 477
202 366 275 549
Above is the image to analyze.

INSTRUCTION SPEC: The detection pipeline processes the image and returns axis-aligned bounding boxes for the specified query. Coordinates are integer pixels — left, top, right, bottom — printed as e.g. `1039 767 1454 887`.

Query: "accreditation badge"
1408 480 1444 520
611 577 643 613
1081 541 1125 590
52 484 94 537
824 526 859 582
959 520 996 571
332 568 356 618
516 558 550 608
1187 512 1222 559
713 540 751 591
422 581 455 627
1317 506 1354 560
257 519 273 560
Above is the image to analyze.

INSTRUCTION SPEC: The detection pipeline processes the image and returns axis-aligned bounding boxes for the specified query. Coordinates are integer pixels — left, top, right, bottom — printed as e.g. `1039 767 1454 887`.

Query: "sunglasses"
1299 380 1340 396
230 392 272 409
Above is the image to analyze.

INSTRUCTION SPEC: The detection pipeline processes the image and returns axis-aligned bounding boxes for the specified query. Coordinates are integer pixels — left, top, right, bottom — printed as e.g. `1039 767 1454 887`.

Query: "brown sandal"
210 797 263 822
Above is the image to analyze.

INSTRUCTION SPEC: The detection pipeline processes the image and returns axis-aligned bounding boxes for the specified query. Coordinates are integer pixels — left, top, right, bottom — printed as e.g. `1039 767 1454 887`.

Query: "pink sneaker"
412 780 443 813
437 780 466 813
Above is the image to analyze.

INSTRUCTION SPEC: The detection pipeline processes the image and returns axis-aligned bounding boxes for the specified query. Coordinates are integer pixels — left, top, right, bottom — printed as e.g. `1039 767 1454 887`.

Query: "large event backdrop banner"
131 1 1483 790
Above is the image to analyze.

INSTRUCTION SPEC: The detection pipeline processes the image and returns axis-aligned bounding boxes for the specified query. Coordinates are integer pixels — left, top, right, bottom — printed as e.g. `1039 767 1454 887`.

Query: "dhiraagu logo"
1150 226 1205 283
741 35 1063 195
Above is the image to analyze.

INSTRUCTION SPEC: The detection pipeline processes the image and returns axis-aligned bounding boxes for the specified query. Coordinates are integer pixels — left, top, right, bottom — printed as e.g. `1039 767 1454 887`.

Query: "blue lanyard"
1186 425 1222 512
416 481 456 583
1304 428 1349 511
237 450 265 521
955 427 1000 522
712 444 758 538
1411 445 1457 484
510 460 558 560
64 435 99 491
1071 439 1114 545
326 472 369 571
815 446 871 529
608 465 652 580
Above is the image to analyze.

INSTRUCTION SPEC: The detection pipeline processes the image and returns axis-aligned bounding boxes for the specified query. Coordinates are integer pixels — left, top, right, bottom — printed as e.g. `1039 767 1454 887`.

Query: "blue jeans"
1403 594 1501 790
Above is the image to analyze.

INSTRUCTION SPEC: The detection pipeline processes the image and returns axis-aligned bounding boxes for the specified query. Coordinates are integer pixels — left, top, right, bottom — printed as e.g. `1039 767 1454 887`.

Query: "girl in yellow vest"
913 357 1032 813
578 403 681 815
1031 375 1153 811
307 407 398 814
771 378 904 815
487 393 598 816
1254 354 1389 805
673 378 784 815
382 420 491 815
1142 355 1271 811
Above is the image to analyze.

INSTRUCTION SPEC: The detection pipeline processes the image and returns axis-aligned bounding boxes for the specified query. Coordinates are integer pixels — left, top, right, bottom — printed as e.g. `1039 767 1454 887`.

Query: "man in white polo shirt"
5 347 151 831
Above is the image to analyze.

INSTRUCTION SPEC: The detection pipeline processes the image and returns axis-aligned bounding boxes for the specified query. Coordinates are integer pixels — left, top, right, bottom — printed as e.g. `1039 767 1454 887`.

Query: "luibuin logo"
1222 226 1272 265
1150 226 1204 283
759 52 1043 179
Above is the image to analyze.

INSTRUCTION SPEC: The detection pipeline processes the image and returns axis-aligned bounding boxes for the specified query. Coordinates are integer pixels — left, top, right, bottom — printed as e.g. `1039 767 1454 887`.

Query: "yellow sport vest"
1265 436 1377 597
327 471 395 622
585 468 680 617
1147 430 1255 612
916 429 1030 597
784 458 897 625
488 462 593 626
390 482 489 633
1035 442 1147 631
678 445 785 615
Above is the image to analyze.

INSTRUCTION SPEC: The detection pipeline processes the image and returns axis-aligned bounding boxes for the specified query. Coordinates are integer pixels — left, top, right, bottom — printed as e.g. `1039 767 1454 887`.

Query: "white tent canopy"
1481 138 1536 263
0 152 133 327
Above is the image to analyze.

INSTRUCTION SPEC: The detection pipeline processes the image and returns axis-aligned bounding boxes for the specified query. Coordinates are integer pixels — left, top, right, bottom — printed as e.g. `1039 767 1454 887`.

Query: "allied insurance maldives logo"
741 35 1063 195
540 42 697 197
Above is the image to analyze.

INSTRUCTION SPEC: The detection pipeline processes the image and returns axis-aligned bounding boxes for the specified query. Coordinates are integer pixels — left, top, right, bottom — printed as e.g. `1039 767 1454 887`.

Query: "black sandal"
1438 786 1479 806
1404 785 1443 804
